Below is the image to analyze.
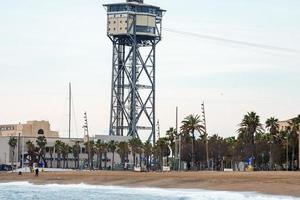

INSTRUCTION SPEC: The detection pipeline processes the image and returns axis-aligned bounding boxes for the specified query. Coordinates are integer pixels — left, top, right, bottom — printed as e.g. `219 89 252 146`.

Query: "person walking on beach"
35 168 39 176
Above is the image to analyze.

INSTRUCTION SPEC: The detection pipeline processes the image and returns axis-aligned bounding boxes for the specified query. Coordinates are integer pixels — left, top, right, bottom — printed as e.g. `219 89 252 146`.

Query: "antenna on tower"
83 112 92 170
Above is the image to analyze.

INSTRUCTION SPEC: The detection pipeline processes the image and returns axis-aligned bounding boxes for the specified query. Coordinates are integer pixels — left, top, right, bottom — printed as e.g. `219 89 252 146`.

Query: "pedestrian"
35 168 39 176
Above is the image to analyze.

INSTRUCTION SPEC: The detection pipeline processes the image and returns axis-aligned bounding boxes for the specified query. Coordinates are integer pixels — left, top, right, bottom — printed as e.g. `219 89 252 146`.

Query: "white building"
0 121 135 170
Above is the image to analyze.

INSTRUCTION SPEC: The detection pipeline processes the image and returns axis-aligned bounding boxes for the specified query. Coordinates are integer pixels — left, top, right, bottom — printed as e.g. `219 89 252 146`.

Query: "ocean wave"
0 182 298 200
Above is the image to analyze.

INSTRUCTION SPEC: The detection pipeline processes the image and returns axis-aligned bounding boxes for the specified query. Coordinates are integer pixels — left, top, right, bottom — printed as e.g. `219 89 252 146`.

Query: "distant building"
278 117 300 132
0 120 59 138
0 120 135 169
278 117 300 169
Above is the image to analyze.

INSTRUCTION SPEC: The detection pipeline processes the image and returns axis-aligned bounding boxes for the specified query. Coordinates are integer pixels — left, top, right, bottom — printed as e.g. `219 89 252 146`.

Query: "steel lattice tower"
104 0 165 144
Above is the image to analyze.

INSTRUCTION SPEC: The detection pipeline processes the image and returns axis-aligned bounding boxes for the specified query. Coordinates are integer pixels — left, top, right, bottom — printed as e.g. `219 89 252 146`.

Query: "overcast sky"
0 0 299 139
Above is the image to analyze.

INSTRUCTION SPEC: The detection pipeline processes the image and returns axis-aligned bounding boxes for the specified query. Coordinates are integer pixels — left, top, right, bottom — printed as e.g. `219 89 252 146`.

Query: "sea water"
0 182 298 200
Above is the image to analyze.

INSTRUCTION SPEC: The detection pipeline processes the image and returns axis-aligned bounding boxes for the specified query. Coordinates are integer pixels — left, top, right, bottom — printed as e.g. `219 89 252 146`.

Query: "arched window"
38 129 44 135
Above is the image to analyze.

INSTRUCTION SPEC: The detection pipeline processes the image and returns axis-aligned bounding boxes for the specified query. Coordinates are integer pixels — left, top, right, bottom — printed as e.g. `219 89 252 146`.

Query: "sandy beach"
0 171 300 197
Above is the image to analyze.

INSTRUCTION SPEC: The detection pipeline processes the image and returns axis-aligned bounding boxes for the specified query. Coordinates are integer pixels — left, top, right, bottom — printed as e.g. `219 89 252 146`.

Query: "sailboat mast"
69 82 72 139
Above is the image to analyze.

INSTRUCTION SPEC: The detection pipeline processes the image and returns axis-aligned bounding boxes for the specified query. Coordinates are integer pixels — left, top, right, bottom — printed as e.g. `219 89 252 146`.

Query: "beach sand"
0 171 300 197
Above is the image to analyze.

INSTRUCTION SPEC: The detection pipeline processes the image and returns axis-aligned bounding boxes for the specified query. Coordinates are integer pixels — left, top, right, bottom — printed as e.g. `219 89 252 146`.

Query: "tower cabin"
104 0 166 39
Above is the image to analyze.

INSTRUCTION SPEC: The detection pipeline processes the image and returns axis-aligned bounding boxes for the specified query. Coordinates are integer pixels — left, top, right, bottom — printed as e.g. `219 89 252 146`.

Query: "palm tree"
99 142 107 169
54 140 63 168
156 137 170 170
108 140 118 170
36 136 47 167
49 147 54 168
117 141 130 169
166 127 176 158
84 141 95 170
26 140 38 167
181 114 205 169
72 141 81 169
288 117 300 170
265 117 279 170
266 117 279 136
61 142 70 168
238 112 263 161
103 142 108 169
95 140 103 169
8 137 17 170
129 138 142 167
143 141 152 171
224 136 237 169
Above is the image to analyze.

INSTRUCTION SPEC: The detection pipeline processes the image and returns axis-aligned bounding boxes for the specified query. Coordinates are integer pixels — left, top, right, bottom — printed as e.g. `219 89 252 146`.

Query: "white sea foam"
0 182 298 200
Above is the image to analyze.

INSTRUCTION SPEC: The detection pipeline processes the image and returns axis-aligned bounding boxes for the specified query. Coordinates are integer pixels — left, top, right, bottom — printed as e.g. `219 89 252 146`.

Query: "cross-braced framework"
108 19 162 144
109 38 159 144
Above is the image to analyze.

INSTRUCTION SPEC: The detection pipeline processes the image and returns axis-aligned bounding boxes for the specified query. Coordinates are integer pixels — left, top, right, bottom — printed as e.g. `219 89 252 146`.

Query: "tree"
61 142 70 168
155 137 170 170
26 140 39 167
238 112 263 161
8 137 17 170
166 127 176 158
72 141 81 169
181 114 205 169
103 142 108 169
36 136 47 167
108 140 118 170
288 117 300 170
95 140 106 169
266 117 279 136
49 147 54 168
84 141 95 170
143 141 152 171
129 138 143 167
265 117 279 170
54 140 63 168
117 141 130 169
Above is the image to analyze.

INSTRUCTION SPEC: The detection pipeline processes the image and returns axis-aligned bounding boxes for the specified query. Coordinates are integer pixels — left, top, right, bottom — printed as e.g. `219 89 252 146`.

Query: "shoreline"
1 171 300 197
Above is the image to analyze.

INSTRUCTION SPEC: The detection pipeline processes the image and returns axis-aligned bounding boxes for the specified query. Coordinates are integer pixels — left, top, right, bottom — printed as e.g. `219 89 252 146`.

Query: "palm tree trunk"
139 154 142 168
292 143 295 171
104 152 107 169
112 152 114 170
133 152 136 167
76 154 80 169
191 130 195 169
96 153 99 169
11 149 15 171
100 153 102 169
50 153 53 168
57 154 60 168
66 155 69 169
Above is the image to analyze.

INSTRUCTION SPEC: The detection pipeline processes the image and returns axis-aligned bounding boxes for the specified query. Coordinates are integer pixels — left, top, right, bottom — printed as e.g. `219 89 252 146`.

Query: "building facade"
278 118 300 169
0 121 135 169
0 121 59 138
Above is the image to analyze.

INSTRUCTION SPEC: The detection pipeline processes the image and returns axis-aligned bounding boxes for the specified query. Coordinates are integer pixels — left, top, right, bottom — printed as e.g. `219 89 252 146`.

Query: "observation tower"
104 0 165 143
